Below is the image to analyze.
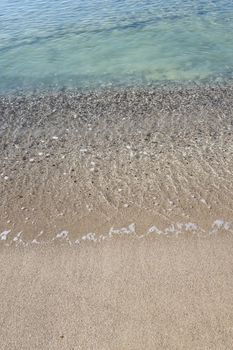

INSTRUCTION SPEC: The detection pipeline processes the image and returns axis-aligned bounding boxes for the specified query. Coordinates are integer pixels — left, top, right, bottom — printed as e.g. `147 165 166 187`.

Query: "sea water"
1 0 233 91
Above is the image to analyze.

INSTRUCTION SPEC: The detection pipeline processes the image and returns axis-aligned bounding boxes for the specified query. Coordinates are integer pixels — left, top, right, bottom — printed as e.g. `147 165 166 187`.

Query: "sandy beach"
1 83 233 348
1 234 233 349
2 0 233 347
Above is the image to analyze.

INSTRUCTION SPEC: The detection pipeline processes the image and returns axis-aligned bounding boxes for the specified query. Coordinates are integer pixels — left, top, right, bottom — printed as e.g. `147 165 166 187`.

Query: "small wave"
1 219 232 247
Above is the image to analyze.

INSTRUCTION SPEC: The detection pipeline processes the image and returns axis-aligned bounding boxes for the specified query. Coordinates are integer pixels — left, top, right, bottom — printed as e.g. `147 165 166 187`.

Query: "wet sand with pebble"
1 84 233 241
1 83 233 349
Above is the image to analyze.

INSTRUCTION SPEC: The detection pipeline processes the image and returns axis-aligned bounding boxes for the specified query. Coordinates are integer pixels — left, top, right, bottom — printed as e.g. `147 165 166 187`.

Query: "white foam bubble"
13 232 22 242
147 222 200 236
184 223 198 231
82 233 97 242
12 232 26 246
1 219 233 247
147 226 162 234
211 219 232 233
109 223 135 237
0 230 10 241
56 230 69 239
31 231 44 244
53 230 71 245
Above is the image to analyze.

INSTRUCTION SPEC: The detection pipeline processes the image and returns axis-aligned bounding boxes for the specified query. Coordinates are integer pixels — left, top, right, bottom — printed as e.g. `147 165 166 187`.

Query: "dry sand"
1 235 233 349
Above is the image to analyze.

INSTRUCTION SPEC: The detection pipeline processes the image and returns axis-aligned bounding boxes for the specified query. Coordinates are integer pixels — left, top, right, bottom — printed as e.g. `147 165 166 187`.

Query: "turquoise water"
1 0 233 91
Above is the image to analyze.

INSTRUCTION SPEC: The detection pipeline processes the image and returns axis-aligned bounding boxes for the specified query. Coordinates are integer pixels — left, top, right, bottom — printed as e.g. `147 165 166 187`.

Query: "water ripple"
1 0 233 90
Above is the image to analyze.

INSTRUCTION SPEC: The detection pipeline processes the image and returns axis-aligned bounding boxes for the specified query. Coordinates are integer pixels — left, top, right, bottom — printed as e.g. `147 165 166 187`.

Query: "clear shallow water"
1 0 233 91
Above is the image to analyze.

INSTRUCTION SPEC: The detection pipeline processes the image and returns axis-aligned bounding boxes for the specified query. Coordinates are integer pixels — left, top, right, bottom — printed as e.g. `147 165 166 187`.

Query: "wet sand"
1 83 233 241
1 235 233 349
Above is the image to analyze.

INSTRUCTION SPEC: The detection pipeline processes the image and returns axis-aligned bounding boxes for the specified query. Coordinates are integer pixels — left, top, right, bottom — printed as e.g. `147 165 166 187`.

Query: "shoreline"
1 83 233 349
1 218 233 248
1 83 233 240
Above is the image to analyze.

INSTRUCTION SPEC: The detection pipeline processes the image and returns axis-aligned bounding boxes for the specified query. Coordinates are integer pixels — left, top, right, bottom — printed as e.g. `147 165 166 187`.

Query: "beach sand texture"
1 236 233 349
1 84 233 349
